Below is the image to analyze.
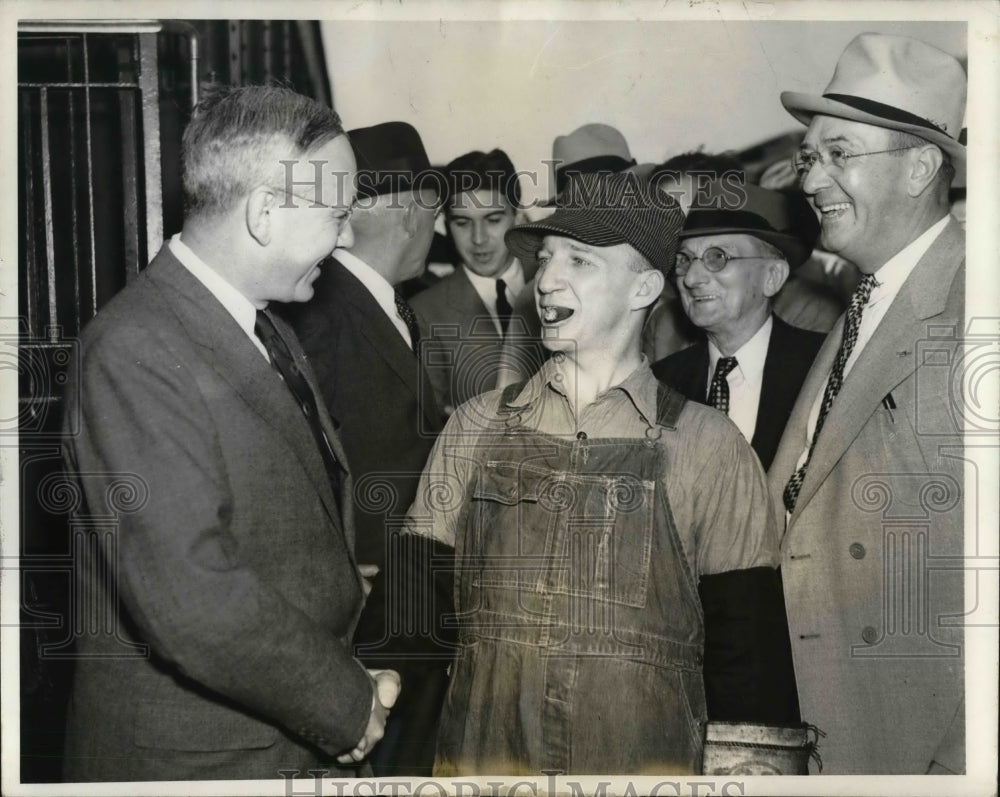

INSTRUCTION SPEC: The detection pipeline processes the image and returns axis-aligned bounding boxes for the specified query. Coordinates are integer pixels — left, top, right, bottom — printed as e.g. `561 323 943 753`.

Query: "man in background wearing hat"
653 181 826 473
495 123 642 388
404 172 799 774
283 122 449 776
770 33 967 773
411 148 530 414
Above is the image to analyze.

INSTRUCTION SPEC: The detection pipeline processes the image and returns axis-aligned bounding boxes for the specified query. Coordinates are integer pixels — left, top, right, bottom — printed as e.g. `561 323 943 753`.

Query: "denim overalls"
435 382 707 775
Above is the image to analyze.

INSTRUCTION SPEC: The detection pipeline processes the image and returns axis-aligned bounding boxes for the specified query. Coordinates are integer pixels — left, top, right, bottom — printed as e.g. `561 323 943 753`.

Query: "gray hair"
182 84 345 216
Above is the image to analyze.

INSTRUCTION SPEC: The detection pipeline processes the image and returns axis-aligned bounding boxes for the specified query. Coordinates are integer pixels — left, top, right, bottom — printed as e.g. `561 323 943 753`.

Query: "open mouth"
818 201 851 220
471 252 494 263
541 305 574 324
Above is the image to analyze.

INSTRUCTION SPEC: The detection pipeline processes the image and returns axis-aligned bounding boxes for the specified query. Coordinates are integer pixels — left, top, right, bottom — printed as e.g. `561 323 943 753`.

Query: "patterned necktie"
254 309 341 489
496 279 513 336
394 290 421 354
782 273 879 513
707 356 739 415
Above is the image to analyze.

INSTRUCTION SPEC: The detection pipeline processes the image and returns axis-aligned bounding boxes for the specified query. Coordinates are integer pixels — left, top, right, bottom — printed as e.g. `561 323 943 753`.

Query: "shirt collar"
509 355 660 424
869 214 950 305
707 314 772 381
461 258 524 295
169 233 260 341
334 248 397 314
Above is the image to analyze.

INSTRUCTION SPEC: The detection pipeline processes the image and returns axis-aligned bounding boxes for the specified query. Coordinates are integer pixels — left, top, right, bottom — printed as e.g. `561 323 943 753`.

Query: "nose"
471 221 487 246
535 254 564 296
336 218 355 250
800 159 832 196
680 257 709 289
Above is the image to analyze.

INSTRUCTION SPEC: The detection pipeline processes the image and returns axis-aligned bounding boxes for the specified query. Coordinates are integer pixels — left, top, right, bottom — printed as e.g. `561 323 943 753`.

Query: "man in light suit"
284 121 450 776
653 181 825 472
411 149 530 414
769 34 967 773
61 85 398 782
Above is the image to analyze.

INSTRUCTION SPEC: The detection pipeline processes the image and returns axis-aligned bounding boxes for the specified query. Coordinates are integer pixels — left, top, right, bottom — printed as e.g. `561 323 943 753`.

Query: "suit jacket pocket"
133 699 279 751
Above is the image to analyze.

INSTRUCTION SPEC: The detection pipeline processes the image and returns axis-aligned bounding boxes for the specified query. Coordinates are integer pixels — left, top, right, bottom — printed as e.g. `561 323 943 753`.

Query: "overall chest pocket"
468 461 654 608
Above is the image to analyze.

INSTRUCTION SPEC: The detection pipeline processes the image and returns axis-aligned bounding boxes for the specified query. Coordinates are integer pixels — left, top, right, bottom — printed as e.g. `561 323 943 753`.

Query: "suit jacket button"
849 542 866 559
861 625 879 644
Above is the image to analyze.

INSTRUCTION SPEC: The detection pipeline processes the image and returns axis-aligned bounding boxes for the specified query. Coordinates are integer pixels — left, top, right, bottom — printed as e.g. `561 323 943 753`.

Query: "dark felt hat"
505 172 685 275
348 121 435 199
680 180 819 269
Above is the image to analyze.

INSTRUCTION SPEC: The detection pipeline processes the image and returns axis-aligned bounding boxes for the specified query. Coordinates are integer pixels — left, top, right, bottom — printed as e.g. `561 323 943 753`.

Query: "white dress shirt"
461 259 525 336
334 248 414 349
707 315 772 443
793 215 950 478
169 234 269 361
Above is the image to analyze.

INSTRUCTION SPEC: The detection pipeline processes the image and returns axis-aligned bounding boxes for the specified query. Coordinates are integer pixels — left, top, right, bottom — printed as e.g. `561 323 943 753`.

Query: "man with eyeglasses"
768 33 967 774
653 180 826 472
61 85 398 781
282 120 448 777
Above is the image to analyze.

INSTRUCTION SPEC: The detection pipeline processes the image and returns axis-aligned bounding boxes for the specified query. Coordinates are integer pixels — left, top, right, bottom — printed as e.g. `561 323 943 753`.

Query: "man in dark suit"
411 149 530 414
284 121 449 776
60 85 397 782
653 181 825 471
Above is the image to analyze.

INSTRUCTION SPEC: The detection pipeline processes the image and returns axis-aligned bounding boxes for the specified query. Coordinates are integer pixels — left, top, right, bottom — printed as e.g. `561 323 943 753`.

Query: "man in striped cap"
404 172 799 774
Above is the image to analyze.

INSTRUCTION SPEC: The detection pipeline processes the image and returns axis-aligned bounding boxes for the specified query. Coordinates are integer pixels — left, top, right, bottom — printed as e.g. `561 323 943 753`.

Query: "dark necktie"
394 290 421 354
254 309 341 489
782 273 879 514
707 356 739 415
496 279 513 336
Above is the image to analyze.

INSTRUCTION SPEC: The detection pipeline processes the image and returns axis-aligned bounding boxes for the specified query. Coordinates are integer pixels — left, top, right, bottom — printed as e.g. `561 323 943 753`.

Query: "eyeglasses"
672 247 770 278
791 146 919 181
272 186 357 221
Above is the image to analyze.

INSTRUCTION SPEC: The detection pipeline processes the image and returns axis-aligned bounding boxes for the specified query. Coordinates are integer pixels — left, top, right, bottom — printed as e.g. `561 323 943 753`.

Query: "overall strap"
655 381 687 430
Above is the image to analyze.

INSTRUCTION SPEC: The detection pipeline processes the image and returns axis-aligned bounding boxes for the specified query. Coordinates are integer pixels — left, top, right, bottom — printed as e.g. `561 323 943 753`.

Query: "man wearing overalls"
404 172 799 775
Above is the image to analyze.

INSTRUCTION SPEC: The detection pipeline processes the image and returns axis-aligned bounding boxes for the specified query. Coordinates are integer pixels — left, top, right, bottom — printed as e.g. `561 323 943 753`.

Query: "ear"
908 145 945 197
762 258 790 298
402 197 419 239
246 186 276 246
631 268 666 310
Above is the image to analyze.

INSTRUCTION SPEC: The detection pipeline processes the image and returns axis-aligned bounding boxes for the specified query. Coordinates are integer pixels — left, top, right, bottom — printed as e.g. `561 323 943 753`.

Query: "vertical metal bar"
82 34 97 320
283 22 292 80
118 89 141 280
263 21 274 79
39 87 59 337
229 21 242 84
21 89 38 336
137 32 162 261
67 90 82 335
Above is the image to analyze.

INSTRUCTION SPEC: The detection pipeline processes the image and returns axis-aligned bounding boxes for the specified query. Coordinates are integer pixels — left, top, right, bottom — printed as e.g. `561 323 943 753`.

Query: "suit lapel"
755 317 803 471
790 219 964 519
146 248 345 529
448 268 502 340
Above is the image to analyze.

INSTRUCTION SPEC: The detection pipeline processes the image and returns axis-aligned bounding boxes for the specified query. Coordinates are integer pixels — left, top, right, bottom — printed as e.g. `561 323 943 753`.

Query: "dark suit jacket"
284 259 445 657
652 315 825 471
61 245 372 781
409 267 505 413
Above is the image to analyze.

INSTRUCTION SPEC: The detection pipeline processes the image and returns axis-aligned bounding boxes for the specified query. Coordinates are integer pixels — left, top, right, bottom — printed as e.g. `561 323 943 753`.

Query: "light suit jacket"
767 218 966 774
61 246 372 781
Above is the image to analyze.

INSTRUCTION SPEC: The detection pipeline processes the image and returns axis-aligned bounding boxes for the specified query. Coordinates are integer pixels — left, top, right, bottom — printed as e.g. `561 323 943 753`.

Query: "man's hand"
357 564 379 598
336 669 401 764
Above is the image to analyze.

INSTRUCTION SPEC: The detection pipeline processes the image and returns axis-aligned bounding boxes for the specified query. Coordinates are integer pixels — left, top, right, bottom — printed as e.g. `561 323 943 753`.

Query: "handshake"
337 668 402 765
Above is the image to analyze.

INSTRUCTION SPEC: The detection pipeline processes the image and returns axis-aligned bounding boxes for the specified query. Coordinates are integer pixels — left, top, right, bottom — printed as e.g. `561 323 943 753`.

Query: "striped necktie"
782 273 879 514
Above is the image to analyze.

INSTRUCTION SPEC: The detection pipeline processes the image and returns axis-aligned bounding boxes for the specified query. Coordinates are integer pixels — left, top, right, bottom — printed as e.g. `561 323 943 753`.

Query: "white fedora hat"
781 33 966 165
546 123 636 203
